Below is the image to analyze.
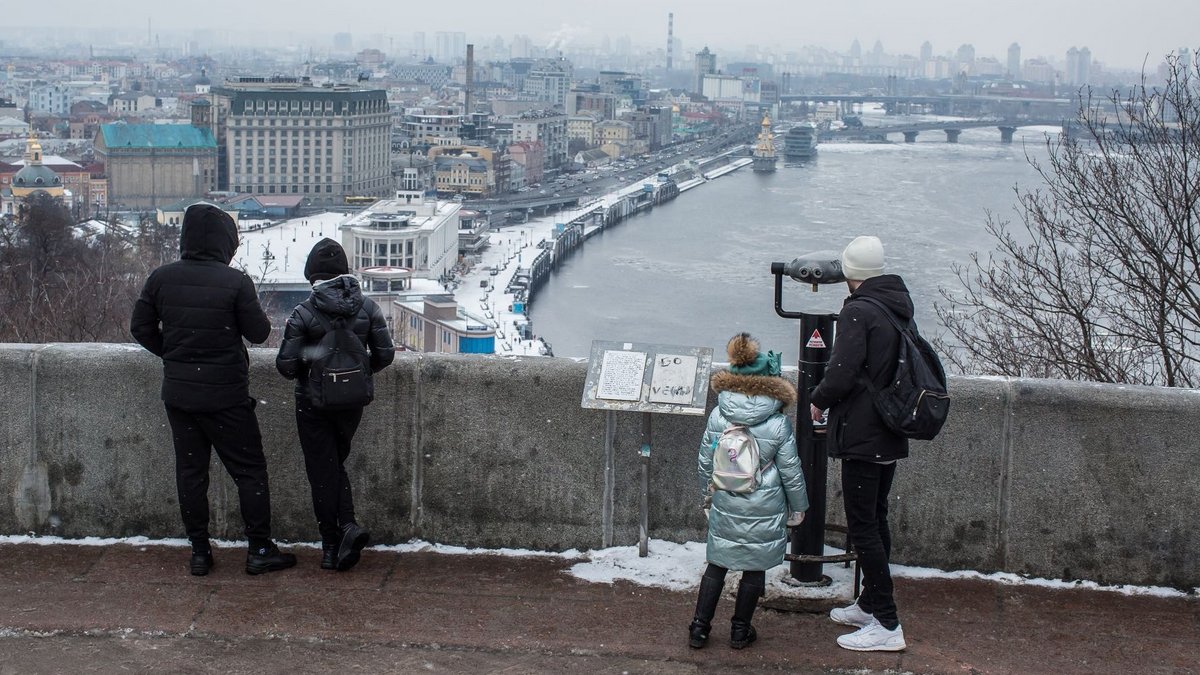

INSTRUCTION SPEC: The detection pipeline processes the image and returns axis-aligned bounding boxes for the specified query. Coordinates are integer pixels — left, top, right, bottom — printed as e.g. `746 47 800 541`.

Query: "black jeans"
296 398 364 547
165 400 272 550
842 458 899 630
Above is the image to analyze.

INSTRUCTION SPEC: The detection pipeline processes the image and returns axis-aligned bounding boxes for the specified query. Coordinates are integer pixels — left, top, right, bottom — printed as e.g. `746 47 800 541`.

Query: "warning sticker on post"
806 329 827 349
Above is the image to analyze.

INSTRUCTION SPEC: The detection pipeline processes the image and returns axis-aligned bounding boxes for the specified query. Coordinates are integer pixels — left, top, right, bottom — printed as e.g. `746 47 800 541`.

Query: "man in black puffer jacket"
809 236 911 653
131 203 296 577
276 238 394 572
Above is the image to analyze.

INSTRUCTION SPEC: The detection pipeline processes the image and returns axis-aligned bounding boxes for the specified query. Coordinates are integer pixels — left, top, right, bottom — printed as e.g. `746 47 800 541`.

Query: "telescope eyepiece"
777 252 845 285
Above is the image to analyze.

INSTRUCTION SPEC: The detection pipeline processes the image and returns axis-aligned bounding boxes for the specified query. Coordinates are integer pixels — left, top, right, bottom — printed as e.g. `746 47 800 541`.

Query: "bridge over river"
779 92 1077 119
822 117 1066 143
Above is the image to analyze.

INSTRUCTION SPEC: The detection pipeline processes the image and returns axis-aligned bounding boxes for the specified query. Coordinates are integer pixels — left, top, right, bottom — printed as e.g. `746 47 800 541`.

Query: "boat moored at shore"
783 121 819 161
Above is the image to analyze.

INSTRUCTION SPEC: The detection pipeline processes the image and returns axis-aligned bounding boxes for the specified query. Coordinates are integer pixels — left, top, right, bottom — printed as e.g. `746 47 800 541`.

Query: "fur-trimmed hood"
711 332 797 412
711 370 797 409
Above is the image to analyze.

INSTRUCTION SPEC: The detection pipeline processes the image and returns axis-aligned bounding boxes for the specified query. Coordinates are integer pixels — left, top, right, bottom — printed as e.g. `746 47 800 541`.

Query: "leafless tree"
936 51 1200 387
0 192 147 342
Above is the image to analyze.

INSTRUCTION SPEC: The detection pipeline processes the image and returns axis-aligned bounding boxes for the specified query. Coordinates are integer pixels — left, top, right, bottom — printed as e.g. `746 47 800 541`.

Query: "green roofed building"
95 122 218 209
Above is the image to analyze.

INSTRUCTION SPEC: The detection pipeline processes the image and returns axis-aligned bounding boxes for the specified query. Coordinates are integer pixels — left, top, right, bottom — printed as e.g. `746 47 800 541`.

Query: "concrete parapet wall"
2 344 1197 588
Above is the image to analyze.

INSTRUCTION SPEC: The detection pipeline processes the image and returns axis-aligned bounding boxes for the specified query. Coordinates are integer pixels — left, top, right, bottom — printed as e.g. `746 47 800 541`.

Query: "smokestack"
465 43 474 118
667 13 674 71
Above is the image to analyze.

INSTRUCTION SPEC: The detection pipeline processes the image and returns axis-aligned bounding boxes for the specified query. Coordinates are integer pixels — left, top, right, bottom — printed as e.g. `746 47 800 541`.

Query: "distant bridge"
778 93 1077 119
468 193 585 218
822 118 1066 143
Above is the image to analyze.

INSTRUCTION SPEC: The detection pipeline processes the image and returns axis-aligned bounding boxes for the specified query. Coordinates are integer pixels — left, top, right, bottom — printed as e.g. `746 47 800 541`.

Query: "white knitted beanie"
840 236 885 281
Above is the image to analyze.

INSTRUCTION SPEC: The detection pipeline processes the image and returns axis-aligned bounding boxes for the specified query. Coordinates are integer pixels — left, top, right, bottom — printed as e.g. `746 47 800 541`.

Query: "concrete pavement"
0 541 1197 674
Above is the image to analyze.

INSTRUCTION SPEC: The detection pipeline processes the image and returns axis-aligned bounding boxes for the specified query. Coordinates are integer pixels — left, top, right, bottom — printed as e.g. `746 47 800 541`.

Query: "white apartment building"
339 190 461 289
212 77 392 205
403 110 462 143
701 74 759 103
512 111 568 169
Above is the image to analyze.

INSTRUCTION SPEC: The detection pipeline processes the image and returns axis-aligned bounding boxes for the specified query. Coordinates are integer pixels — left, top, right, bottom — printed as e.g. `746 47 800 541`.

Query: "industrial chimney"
666 13 674 71
465 43 474 117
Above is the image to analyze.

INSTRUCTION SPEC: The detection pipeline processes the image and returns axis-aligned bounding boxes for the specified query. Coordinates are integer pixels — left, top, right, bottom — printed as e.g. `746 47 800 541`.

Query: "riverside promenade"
1 541 1197 674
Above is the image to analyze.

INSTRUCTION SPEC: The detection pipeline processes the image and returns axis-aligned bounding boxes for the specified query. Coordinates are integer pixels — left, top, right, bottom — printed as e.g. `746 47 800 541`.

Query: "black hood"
304 238 350 283
846 274 914 322
179 204 238 263
311 274 365 318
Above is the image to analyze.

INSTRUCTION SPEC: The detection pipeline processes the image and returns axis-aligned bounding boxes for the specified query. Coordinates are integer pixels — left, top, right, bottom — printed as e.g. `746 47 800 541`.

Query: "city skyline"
3 0 1197 71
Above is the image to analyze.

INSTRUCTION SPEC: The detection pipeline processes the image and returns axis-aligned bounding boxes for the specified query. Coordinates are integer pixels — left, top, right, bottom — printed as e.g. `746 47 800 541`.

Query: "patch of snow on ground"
2 534 1193 598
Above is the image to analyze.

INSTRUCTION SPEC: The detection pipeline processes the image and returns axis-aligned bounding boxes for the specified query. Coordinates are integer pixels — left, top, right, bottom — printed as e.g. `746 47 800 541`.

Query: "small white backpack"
711 425 767 494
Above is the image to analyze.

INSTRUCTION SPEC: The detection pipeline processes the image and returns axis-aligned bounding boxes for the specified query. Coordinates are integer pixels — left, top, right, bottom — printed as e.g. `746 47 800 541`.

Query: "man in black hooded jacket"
809 235 910 653
131 203 296 577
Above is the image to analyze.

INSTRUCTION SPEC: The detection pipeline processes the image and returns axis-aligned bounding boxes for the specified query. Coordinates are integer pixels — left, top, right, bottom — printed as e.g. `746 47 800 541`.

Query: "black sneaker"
245 544 297 575
320 547 337 570
336 524 370 571
190 551 214 576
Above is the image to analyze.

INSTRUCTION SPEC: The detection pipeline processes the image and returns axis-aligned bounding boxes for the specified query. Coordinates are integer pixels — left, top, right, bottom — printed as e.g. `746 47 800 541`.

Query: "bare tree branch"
937 51 1200 387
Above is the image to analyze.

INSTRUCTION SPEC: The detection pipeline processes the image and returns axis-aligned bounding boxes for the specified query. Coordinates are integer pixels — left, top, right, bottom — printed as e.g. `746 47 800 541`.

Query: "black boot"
189 551 214 576
730 579 764 649
688 575 724 648
320 546 337 570
189 538 213 576
336 523 371 571
245 543 298 575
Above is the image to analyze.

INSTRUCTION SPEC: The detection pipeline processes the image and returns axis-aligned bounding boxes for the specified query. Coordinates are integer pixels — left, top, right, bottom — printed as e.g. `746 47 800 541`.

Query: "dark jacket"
130 204 271 412
810 274 913 462
275 274 395 398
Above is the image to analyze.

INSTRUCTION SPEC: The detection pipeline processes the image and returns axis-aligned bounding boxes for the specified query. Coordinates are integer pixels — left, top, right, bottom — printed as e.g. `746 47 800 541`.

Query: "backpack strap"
852 296 912 394
854 295 913 334
718 424 775 472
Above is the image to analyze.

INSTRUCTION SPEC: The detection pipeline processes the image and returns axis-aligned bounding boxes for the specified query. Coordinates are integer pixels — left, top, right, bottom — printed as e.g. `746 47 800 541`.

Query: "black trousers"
842 458 899 630
295 397 364 547
165 400 272 549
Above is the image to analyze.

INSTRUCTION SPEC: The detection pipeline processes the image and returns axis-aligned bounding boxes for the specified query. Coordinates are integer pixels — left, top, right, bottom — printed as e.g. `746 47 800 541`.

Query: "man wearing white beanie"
809 235 913 652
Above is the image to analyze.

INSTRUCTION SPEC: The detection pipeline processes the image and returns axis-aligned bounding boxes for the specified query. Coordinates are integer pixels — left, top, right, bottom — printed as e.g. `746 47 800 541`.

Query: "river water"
528 124 1059 366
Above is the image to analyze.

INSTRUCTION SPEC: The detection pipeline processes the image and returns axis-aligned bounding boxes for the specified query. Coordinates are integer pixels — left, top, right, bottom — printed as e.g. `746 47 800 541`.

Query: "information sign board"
581 340 713 415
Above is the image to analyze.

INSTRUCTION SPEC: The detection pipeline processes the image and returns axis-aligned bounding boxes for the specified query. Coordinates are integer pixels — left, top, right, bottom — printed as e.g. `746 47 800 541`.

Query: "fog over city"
4 0 1197 69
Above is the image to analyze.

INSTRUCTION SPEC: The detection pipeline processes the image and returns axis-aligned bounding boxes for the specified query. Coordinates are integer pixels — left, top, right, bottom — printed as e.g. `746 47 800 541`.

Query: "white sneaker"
829 602 874 628
836 620 906 652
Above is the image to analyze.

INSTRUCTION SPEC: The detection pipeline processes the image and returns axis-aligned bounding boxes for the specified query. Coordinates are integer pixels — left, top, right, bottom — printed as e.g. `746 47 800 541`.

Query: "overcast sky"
6 0 1196 70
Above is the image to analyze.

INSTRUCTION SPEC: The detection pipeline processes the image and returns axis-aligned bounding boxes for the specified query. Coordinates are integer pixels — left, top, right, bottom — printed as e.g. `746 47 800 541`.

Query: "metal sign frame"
581 340 713 415
582 340 713 557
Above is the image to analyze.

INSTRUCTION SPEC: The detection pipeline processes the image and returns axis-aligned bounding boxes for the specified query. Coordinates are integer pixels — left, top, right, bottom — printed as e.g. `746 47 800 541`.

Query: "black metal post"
790 312 835 582
770 263 840 583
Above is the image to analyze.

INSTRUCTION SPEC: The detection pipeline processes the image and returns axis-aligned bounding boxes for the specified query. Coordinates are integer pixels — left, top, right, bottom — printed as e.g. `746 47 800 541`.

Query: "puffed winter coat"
275 274 395 398
810 274 914 462
131 204 271 412
698 371 809 571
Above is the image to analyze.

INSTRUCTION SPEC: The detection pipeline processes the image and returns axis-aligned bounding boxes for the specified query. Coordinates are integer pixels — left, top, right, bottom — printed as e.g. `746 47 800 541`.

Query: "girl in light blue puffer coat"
689 333 809 650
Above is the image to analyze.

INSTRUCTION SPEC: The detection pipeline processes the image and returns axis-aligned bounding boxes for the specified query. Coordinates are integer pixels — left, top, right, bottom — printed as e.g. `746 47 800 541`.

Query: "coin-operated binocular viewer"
771 253 859 589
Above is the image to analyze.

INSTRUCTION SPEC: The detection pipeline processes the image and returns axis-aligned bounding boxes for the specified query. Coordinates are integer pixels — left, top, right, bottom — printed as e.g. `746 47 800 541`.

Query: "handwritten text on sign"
648 354 699 405
596 350 647 401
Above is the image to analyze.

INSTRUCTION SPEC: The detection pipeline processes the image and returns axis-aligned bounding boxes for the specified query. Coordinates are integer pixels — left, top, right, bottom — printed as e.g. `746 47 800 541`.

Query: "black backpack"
856 296 950 440
305 303 374 410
